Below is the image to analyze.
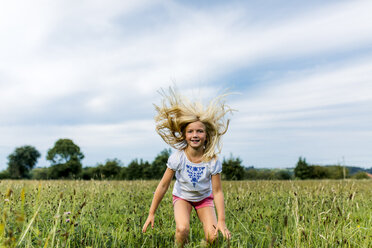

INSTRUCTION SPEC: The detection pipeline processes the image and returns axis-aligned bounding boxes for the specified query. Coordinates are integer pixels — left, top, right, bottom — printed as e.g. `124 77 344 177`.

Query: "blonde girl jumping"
142 88 233 246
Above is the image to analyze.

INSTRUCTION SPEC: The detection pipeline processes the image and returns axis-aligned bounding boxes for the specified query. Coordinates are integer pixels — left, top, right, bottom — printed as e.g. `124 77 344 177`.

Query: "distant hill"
344 166 372 175
315 165 372 176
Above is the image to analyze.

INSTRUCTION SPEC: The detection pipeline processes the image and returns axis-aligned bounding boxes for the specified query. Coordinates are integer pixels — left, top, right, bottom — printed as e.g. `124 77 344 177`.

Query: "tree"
81 167 99 180
142 160 153 179
47 139 84 178
124 159 151 180
47 139 84 165
98 159 122 179
222 155 245 180
151 149 171 179
7 145 41 179
294 157 312 179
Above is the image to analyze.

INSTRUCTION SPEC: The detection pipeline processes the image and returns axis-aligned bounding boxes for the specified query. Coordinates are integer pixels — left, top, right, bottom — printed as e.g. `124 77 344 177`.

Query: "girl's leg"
196 207 218 244
174 199 192 247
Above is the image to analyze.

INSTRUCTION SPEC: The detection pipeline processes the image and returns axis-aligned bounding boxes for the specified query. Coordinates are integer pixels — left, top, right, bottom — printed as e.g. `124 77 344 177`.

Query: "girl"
142 88 233 246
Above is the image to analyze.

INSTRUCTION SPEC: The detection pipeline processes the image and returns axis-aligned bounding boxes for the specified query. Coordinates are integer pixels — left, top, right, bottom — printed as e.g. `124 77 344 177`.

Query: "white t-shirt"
167 150 222 202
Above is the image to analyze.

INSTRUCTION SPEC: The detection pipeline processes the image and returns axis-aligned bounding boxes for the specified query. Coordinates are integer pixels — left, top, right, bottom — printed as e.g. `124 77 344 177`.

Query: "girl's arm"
142 167 175 233
211 173 231 239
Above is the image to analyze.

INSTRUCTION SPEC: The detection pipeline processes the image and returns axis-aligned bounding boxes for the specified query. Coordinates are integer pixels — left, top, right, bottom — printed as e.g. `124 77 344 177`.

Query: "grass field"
0 180 371 247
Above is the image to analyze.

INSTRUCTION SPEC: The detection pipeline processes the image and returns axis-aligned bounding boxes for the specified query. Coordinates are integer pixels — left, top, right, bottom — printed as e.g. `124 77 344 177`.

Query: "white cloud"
233 58 372 127
223 57 372 167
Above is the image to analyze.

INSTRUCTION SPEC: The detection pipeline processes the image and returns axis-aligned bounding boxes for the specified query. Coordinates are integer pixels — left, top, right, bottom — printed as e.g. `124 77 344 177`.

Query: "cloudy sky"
1 0 372 170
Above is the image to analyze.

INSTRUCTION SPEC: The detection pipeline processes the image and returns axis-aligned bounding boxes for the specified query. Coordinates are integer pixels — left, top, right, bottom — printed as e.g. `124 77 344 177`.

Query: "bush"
351 172 369 179
274 170 292 180
311 166 330 179
0 170 10 179
326 166 348 179
31 168 49 180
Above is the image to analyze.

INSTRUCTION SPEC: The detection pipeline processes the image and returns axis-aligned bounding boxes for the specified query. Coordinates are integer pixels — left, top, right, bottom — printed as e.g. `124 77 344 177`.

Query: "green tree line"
0 139 370 180
293 157 370 180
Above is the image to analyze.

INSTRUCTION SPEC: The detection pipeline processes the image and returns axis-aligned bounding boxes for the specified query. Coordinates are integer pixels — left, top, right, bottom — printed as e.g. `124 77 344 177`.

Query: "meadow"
0 180 371 247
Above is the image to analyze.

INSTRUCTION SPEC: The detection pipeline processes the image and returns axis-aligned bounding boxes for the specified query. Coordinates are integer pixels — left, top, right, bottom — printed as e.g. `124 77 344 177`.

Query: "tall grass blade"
17 204 41 246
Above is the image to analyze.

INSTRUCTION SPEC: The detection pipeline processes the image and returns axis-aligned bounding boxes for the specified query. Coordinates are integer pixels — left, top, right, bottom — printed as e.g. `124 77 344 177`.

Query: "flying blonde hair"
154 87 234 162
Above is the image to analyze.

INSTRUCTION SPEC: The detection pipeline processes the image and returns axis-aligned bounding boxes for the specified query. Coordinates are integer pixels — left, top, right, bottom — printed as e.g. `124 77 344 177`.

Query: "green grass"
0 180 371 247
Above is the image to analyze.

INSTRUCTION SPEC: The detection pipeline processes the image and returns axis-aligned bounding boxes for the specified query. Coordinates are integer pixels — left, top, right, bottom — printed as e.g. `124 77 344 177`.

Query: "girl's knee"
176 225 189 236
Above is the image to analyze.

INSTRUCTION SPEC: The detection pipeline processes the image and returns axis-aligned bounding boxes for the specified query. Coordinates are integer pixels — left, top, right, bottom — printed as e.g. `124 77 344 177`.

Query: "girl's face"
185 121 207 150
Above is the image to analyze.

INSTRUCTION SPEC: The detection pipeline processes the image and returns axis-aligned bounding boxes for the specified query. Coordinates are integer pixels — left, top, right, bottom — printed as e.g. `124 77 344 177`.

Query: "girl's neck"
184 146 204 163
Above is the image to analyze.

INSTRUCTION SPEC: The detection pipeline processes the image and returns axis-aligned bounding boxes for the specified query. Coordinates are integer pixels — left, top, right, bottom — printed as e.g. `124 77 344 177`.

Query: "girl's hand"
142 214 155 233
214 221 231 240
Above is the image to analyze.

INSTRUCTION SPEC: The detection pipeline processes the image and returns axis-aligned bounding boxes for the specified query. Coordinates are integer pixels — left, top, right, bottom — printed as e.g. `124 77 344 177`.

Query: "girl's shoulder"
207 156 222 175
207 156 220 166
167 149 185 171
168 149 184 161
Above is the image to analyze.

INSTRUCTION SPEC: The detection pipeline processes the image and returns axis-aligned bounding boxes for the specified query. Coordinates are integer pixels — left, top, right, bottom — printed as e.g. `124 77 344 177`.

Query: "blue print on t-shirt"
186 165 205 187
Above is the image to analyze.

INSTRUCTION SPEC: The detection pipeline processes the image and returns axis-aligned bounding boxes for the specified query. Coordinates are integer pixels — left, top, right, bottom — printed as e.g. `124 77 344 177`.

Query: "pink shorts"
172 194 214 209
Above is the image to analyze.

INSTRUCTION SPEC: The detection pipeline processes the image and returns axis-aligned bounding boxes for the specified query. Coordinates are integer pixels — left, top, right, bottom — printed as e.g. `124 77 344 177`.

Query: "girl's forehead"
186 121 206 129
